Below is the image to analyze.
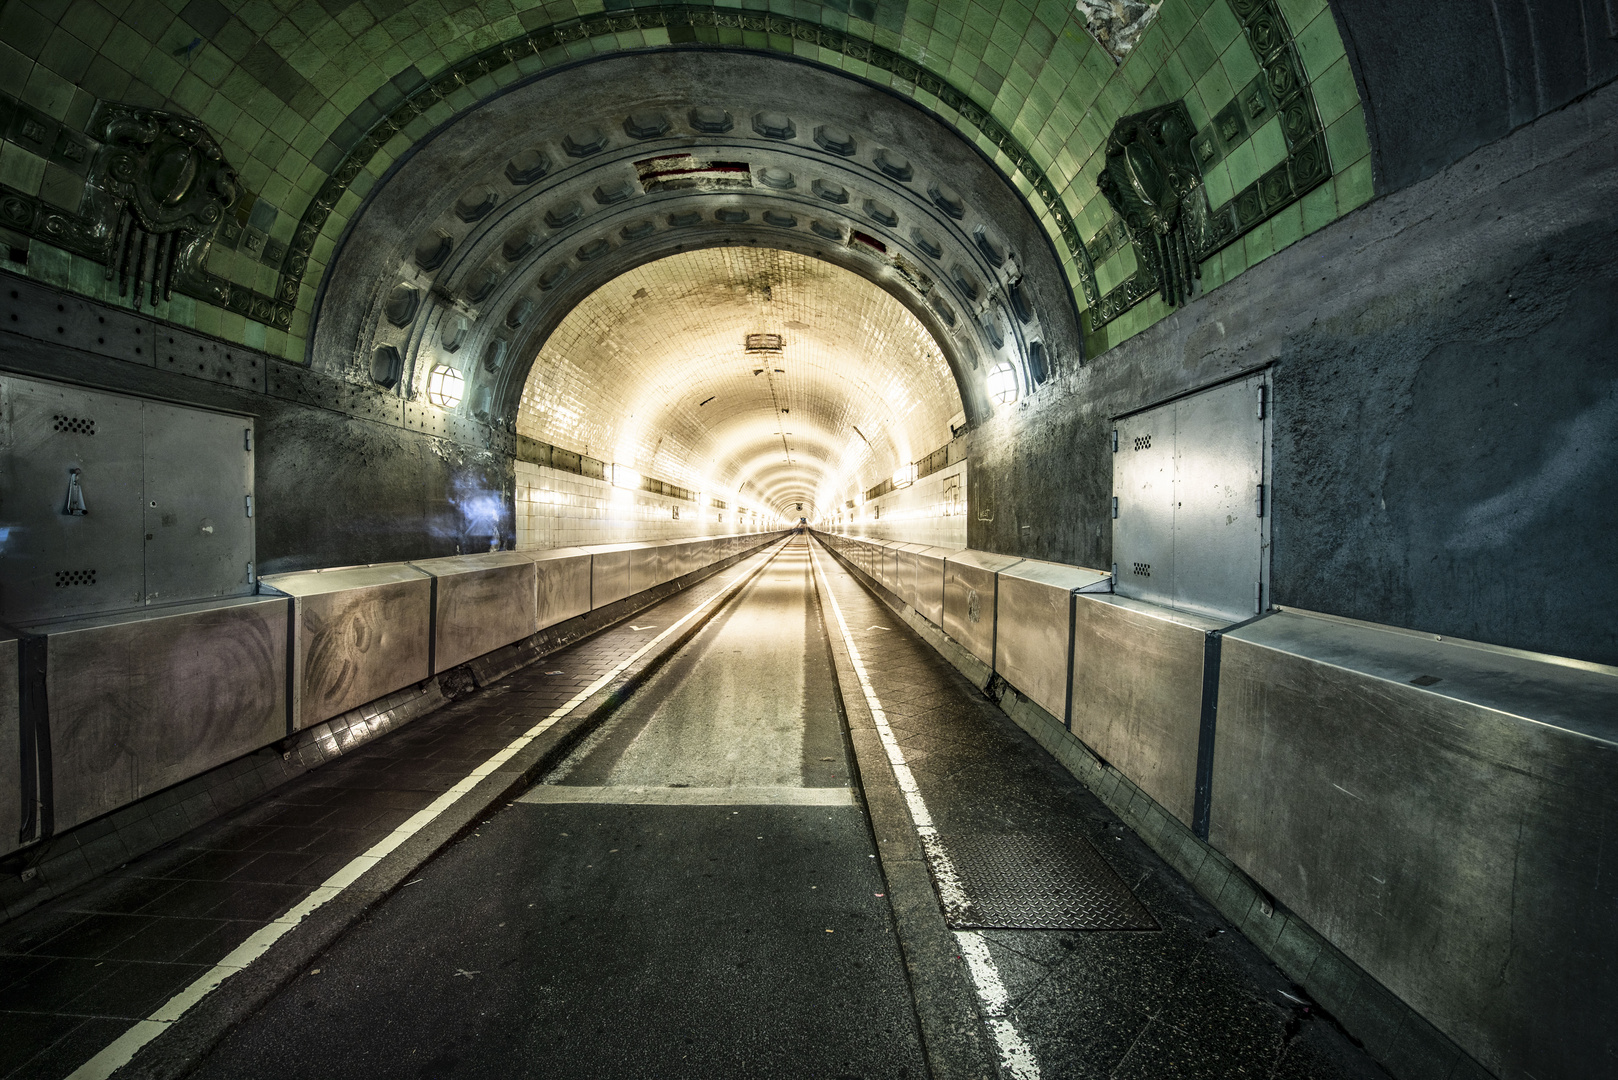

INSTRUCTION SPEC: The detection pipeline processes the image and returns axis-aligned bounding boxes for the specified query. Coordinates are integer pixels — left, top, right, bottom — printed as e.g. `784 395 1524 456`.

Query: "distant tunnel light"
987 361 1019 405
426 364 464 408
892 463 917 489
611 464 642 490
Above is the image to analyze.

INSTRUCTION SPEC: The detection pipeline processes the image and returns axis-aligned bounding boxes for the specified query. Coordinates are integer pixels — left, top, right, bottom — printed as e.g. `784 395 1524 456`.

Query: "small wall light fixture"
426 364 465 408
987 361 1019 405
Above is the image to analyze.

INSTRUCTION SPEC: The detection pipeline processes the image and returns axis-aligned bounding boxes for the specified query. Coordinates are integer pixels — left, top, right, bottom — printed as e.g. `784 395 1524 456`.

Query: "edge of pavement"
112 538 794 1080
808 538 1001 1080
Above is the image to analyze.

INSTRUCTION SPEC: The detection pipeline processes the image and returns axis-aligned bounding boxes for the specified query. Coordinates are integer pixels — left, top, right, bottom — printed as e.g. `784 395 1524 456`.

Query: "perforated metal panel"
936 833 1157 930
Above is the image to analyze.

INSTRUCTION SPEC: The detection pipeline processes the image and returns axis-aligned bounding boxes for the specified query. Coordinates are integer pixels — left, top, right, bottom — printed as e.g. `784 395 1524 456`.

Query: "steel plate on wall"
1210 609 1618 1080
911 546 961 626
583 543 636 609
523 547 592 630
38 596 288 833
943 550 1023 667
995 559 1111 721
260 564 432 729
0 631 20 857
1070 594 1225 825
412 552 538 672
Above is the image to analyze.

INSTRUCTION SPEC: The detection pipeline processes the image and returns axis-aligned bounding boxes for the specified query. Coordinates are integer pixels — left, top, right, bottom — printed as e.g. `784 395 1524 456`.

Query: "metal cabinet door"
141 400 255 605
1172 373 1266 620
0 376 147 622
1113 373 1268 623
1113 408 1175 609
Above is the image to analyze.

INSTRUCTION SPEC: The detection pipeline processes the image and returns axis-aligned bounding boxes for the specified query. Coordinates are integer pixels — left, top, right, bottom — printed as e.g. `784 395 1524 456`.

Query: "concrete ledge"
817 540 1493 1080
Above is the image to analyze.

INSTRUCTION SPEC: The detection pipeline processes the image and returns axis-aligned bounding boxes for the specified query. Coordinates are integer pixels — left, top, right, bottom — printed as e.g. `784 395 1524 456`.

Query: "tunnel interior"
0 1 1615 1079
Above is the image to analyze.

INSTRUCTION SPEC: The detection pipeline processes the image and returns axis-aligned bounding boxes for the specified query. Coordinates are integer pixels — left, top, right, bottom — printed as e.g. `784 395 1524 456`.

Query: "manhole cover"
931 833 1157 930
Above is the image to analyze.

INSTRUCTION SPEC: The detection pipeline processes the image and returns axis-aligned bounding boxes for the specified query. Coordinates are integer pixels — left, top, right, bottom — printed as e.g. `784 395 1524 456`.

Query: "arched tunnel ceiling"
21 0 1579 394
311 49 1076 434
516 247 960 517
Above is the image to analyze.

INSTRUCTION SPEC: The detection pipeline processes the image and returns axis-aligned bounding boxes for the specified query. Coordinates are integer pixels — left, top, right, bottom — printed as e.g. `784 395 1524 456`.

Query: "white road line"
808 545 1042 1080
66 543 786 1080
516 785 853 805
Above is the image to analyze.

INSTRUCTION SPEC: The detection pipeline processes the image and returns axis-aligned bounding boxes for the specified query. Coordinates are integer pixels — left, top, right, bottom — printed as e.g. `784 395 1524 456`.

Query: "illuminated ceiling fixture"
893 463 918 489
426 364 464 408
611 464 642 490
744 333 785 353
987 361 1019 405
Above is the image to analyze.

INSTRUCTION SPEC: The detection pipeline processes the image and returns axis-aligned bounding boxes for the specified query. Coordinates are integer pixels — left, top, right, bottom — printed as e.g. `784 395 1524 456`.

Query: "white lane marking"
66 542 789 1080
808 545 1041 1080
517 785 853 806
630 624 656 631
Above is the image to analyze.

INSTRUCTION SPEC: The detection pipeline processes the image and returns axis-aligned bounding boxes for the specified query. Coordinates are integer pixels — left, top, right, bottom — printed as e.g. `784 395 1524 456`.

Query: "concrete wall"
966 78 1618 666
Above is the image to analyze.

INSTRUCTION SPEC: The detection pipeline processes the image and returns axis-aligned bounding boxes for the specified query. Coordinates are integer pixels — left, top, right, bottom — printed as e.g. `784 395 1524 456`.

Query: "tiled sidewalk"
0 547 781 1080
812 542 1386 1080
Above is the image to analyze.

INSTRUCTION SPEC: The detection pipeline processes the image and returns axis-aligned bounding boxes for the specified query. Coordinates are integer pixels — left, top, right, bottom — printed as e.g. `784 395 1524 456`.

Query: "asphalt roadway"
189 537 928 1079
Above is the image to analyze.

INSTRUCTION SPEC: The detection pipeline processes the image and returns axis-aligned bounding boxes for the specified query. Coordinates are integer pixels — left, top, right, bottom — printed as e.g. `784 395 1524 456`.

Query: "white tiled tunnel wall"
832 462 967 548
515 460 771 550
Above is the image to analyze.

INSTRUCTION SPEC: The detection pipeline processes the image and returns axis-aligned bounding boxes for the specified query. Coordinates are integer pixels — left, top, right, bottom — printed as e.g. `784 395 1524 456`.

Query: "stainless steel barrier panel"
259 564 432 730
0 630 19 857
581 543 637 609
889 543 924 608
878 541 906 593
626 542 666 595
35 597 289 834
911 546 961 626
1070 595 1225 825
943 550 1024 667
1209 609 1618 1080
410 553 539 672
995 560 1111 722
520 547 592 630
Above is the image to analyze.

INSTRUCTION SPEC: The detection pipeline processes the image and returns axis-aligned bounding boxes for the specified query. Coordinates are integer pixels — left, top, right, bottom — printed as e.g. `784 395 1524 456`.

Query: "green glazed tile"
0 143 47 195
1311 55 1359 125
1299 178 1337 234
1269 200 1303 251
1295 7 1345 79
1336 155 1373 209
1224 139 1258 191
1219 33 1259 90
1199 0 1242 52
1326 104 1370 166
1249 114 1286 172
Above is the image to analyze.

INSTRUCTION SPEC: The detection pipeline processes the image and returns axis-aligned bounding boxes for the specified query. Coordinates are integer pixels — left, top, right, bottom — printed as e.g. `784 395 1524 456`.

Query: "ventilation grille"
1132 562 1151 577
54 414 95 435
55 569 97 587
744 333 784 353
1132 433 1151 451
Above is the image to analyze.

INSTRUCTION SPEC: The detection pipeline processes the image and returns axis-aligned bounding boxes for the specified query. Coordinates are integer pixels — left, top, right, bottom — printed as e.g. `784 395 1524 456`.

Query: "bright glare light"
987 362 1019 405
892 463 917 489
426 364 464 408
611 464 642 490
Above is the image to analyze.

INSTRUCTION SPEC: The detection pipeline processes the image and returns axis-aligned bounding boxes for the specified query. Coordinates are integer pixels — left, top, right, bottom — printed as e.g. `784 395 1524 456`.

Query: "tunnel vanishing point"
0 1 1614 1078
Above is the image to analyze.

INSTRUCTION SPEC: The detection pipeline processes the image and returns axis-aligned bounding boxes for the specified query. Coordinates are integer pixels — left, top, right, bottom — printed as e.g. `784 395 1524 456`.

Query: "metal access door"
0 374 255 624
1113 372 1269 622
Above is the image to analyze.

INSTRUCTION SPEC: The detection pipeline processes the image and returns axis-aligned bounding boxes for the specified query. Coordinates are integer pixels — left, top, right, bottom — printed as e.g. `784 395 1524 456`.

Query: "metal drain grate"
934 833 1158 930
